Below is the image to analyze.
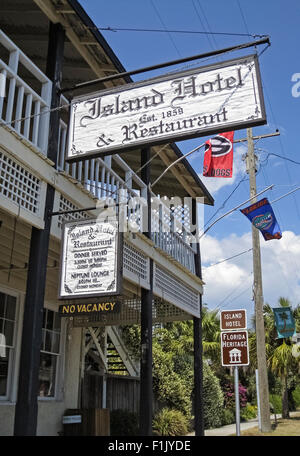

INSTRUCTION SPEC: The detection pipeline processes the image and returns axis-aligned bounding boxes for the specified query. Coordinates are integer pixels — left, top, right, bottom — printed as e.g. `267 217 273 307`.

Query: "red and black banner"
203 131 234 178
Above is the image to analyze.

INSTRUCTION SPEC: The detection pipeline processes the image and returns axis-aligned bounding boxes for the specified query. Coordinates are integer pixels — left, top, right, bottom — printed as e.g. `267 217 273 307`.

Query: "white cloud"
200 231 300 327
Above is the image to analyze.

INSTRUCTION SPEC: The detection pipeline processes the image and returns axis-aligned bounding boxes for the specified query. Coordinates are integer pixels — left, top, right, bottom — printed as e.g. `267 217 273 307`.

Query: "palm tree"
268 340 295 418
249 297 300 418
265 297 300 418
201 305 221 365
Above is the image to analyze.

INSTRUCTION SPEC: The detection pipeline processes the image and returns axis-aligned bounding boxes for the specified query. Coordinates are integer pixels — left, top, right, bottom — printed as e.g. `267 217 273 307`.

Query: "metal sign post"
234 366 241 436
220 309 249 437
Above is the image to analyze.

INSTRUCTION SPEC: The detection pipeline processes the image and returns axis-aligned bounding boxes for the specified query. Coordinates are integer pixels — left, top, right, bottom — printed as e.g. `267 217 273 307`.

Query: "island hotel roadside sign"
220 309 247 331
220 309 249 367
66 54 266 161
58 217 122 303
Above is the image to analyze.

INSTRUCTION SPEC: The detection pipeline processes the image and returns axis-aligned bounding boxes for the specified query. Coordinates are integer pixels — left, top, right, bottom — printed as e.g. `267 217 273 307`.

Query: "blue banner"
240 197 282 241
273 307 295 338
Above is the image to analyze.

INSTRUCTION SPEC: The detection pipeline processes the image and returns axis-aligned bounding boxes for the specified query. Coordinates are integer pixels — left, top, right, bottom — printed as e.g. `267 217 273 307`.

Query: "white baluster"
15 85 24 133
23 92 32 140
0 69 7 119
31 100 40 146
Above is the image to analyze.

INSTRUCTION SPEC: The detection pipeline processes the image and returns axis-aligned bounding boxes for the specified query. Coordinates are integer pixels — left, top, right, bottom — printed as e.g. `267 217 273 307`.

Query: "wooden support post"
13 22 65 436
139 147 153 435
192 198 204 436
246 128 271 432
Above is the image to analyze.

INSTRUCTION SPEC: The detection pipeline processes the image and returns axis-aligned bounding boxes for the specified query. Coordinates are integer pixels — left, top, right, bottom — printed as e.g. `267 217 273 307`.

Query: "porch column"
13 22 65 436
192 198 204 436
139 147 153 435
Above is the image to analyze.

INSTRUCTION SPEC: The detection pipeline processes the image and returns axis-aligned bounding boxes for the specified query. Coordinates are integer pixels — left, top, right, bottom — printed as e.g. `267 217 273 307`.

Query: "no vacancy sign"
221 330 249 367
67 54 266 161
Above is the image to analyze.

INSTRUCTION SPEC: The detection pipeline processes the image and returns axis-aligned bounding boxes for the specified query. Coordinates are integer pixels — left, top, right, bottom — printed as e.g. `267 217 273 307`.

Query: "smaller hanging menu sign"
59 217 122 300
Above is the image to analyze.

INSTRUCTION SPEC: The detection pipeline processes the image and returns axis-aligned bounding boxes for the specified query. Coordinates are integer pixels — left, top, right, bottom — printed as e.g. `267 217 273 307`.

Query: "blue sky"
79 0 300 325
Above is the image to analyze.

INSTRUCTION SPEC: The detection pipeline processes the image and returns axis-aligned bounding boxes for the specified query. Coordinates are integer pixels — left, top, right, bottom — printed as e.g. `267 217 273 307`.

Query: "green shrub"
110 409 139 436
152 408 188 436
269 394 282 414
240 403 257 421
292 385 300 409
202 362 224 429
221 408 235 425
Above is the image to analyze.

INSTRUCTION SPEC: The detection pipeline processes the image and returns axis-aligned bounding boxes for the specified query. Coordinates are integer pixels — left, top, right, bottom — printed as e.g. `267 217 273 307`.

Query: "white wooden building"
0 0 214 436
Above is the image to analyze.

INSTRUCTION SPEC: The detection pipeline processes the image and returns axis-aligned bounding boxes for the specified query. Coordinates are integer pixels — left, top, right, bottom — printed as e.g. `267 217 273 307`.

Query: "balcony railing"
58 111 196 273
0 29 52 155
151 197 196 274
0 28 196 274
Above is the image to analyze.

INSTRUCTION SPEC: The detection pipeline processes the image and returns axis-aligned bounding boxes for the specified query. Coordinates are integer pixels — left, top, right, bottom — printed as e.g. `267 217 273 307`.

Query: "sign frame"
220 309 247 331
58 217 123 301
66 54 266 162
221 329 250 367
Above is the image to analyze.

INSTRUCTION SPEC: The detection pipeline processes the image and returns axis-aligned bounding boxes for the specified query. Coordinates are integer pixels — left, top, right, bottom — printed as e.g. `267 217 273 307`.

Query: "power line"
204 174 248 229
205 248 253 268
212 273 253 312
256 149 300 166
192 0 217 52
263 84 300 223
150 0 182 58
196 0 219 50
92 26 266 39
237 0 251 36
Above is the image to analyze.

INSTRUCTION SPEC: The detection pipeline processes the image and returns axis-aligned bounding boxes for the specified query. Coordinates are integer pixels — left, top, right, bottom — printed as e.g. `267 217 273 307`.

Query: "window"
0 292 17 398
39 309 61 398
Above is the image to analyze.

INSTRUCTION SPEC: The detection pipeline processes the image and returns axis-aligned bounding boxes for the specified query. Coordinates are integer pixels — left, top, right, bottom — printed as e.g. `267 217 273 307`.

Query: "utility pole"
244 127 279 433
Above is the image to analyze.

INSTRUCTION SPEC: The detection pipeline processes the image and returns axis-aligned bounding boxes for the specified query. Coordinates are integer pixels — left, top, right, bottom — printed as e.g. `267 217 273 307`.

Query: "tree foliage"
202 361 224 428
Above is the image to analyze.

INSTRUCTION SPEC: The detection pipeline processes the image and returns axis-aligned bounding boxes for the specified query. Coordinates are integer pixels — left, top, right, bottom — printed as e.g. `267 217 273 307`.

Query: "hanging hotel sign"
66 54 266 161
59 217 122 300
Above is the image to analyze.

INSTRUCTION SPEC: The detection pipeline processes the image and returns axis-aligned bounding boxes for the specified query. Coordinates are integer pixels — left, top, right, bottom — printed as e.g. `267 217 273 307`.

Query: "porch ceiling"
0 0 214 205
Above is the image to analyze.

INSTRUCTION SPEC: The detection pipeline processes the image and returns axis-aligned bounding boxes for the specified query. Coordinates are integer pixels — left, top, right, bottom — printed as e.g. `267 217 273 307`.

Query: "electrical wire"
150 0 182 58
204 174 249 229
196 0 219 50
211 272 253 312
204 247 253 269
263 84 300 223
237 0 251 37
91 26 266 39
1 39 269 129
192 0 216 52
256 149 300 166
258 157 295 296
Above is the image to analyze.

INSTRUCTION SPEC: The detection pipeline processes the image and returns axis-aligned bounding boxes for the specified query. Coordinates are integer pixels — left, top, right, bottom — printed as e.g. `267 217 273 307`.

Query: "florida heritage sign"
66 54 266 161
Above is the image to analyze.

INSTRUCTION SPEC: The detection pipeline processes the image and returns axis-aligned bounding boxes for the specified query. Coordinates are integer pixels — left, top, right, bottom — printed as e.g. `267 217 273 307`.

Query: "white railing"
0 29 52 155
151 200 196 274
57 111 196 273
58 108 145 202
0 28 196 274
